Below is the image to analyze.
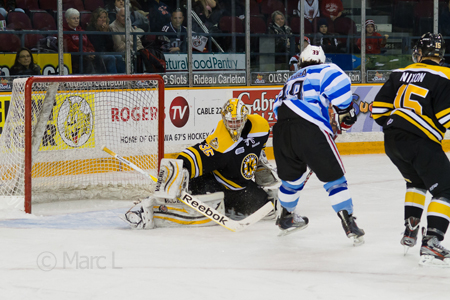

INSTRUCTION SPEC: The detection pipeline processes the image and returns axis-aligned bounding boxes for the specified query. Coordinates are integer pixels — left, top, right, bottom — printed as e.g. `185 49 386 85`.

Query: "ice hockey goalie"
122 98 280 229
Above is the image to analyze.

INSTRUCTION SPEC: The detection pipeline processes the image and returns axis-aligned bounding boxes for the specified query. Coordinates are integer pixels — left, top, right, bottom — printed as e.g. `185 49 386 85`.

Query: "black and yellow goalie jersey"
373 60 450 144
177 114 270 191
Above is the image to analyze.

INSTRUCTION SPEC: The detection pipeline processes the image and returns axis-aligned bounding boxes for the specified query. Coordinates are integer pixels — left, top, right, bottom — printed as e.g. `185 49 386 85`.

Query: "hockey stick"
102 146 274 232
101 146 158 182
178 191 274 232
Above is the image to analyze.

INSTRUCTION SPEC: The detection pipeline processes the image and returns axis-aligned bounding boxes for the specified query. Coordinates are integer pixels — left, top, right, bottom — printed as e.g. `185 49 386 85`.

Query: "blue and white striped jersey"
273 63 352 134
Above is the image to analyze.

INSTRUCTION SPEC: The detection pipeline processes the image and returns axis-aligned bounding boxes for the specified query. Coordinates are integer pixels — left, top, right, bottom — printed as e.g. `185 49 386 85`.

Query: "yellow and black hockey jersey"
373 60 450 144
177 114 270 190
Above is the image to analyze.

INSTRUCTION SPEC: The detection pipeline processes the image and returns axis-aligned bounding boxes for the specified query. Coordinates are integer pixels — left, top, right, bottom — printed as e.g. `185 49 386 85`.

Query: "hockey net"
0 75 164 213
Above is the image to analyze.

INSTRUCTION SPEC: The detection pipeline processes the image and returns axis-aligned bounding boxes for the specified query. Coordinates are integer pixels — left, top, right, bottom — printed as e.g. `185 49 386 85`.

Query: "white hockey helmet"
221 98 249 141
300 44 326 64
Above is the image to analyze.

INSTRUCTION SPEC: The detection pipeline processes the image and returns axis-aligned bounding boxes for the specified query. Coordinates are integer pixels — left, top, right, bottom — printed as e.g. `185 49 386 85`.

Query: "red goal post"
0 74 164 213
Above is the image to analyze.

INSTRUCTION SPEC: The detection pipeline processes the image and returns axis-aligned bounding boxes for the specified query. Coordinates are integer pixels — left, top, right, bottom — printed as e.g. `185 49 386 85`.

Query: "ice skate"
419 233 450 268
338 210 365 246
400 216 420 255
276 207 309 237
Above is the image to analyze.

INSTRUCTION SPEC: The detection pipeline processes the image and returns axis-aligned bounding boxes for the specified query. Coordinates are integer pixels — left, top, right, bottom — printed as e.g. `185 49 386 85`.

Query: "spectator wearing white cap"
356 19 389 54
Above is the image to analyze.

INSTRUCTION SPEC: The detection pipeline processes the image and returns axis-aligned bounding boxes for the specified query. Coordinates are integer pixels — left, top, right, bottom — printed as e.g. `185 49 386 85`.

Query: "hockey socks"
324 176 353 214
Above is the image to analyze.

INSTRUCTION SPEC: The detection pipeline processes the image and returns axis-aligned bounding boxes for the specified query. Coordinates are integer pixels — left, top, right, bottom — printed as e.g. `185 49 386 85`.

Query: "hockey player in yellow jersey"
122 99 278 229
177 98 274 218
373 32 450 267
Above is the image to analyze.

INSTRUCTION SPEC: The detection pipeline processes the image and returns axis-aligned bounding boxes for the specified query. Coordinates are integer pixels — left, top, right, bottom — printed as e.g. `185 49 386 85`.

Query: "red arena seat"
250 15 267 34
62 0 85 11
6 12 33 30
84 0 105 12
261 0 285 17
219 16 244 33
32 11 57 30
0 33 22 52
80 11 91 29
24 32 45 49
39 0 58 10
16 0 40 10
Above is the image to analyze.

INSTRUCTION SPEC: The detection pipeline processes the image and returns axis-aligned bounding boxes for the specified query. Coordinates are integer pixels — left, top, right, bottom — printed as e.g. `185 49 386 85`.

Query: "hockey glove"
334 103 357 131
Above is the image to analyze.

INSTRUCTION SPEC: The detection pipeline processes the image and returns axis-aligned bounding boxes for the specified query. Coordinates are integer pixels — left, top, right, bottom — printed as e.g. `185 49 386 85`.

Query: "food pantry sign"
164 53 245 71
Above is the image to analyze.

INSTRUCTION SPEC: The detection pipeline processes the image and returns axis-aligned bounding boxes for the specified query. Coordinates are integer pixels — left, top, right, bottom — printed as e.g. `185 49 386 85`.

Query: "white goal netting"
0 75 164 212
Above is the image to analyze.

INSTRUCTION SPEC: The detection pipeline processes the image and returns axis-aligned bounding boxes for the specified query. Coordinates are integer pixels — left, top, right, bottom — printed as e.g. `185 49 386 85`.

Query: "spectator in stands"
299 0 320 22
110 7 166 73
268 10 293 70
327 9 357 53
357 19 389 55
208 0 228 26
195 0 216 19
0 0 24 18
289 36 311 72
217 0 244 18
106 0 150 32
10 47 41 76
63 8 106 74
86 8 125 73
313 18 339 53
160 9 187 53
138 0 172 32
187 0 220 34
320 0 343 22
110 7 144 52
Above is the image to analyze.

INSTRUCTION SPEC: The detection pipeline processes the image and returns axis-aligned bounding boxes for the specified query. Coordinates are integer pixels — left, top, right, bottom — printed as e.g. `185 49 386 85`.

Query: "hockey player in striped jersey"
373 32 450 266
272 45 365 244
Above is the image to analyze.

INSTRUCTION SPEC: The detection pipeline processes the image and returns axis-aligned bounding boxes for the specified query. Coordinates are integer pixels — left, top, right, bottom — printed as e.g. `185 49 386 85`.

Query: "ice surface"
1 154 450 300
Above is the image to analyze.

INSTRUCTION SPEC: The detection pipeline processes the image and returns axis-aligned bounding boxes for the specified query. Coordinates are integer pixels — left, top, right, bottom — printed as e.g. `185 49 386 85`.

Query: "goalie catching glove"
334 102 357 131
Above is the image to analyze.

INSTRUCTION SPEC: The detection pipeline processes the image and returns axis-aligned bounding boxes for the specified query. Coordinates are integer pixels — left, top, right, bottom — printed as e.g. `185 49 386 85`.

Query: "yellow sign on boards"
0 93 95 151
0 53 73 75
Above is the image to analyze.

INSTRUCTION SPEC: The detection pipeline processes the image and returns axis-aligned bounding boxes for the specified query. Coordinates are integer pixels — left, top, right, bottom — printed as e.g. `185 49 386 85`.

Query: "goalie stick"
102 146 274 232
178 192 274 232
102 146 158 182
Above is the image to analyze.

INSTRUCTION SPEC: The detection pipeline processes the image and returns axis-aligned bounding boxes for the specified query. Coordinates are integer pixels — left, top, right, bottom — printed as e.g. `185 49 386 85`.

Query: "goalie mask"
221 98 249 141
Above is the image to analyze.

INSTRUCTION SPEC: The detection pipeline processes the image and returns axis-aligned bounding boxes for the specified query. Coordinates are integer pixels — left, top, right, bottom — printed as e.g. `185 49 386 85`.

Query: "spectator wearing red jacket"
356 19 389 55
63 8 106 74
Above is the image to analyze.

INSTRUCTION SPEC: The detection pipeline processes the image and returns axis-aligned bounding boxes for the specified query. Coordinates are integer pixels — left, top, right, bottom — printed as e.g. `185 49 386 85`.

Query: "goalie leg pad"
152 192 225 228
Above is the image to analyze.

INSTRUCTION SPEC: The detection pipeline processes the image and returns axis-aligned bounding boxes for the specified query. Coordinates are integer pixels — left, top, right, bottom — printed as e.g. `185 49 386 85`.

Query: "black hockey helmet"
412 32 446 63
